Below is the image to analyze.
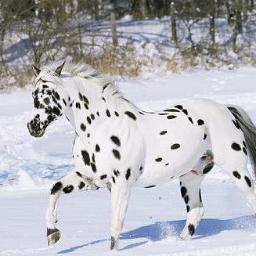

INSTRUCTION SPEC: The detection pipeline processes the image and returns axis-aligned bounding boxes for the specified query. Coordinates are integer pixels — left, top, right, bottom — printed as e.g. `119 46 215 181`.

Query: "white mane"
41 61 130 108
42 61 115 89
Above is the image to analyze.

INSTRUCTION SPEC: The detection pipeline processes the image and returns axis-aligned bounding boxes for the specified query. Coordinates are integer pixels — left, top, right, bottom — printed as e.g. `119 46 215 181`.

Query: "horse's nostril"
27 122 32 131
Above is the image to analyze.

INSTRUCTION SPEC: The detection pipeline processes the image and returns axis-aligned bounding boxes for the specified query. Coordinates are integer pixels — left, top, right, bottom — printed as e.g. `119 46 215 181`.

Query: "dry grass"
2 41 256 89
84 44 144 77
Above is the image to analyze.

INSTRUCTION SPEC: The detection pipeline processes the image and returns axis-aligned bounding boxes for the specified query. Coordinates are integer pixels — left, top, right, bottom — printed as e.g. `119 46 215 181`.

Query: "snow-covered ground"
1 67 256 255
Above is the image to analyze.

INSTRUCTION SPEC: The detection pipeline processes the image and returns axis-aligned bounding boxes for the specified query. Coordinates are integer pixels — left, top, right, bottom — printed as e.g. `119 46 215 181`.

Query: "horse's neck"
63 80 136 144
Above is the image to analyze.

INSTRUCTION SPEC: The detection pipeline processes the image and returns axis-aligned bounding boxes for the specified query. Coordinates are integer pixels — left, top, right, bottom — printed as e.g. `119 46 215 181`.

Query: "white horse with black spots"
27 62 256 250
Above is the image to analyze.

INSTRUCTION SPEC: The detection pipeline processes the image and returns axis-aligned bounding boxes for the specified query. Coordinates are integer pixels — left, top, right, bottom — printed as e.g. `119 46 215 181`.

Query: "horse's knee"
51 182 63 195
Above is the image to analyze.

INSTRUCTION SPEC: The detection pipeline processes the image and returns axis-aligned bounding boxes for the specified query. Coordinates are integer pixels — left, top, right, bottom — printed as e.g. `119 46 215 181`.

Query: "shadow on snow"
57 214 256 254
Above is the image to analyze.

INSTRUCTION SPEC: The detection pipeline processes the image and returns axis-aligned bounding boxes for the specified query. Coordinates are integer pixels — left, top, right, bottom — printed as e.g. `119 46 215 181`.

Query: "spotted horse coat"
27 62 256 250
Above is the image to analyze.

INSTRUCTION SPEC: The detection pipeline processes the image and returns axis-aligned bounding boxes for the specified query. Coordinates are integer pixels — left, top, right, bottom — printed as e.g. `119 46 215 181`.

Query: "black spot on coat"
113 169 120 177
184 195 189 204
81 150 90 165
95 144 100 152
244 176 252 187
125 111 137 120
231 142 241 151
188 224 195 236
167 115 177 119
203 162 214 174
79 182 85 189
51 182 63 195
76 172 82 177
155 157 162 162
91 163 97 173
144 185 156 188
112 149 121 160
126 168 131 180
181 186 187 197
171 144 180 150
164 108 180 112
188 117 193 124
100 174 107 180
87 116 91 124
63 185 74 193
175 105 183 110
182 109 188 115
233 171 241 179
80 123 86 131
110 136 121 147
197 119 204 125
106 109 111 117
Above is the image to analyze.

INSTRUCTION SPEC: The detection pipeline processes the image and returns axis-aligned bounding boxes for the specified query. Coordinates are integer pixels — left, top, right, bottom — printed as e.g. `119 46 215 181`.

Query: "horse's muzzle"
27 121 45 137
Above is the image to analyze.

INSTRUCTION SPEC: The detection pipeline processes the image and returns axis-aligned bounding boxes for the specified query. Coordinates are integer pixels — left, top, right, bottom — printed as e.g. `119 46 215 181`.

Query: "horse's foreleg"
46 170 92 246
110 177 131 250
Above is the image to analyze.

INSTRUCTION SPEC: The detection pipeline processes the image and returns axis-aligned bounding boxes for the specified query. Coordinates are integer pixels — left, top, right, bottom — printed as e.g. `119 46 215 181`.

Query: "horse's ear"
55 61 65 76
32 65 41 76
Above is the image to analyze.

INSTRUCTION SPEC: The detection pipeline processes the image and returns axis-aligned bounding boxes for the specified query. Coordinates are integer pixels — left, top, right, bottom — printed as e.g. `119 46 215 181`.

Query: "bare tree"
110 0 118 47
209 0 216 46
170 2 178 46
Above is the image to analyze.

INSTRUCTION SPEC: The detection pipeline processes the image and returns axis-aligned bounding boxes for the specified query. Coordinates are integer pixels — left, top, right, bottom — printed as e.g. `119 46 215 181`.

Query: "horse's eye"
44 98 50 105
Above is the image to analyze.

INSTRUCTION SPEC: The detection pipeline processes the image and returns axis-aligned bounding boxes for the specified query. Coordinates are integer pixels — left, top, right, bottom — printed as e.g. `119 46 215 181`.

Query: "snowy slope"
1 68 256 255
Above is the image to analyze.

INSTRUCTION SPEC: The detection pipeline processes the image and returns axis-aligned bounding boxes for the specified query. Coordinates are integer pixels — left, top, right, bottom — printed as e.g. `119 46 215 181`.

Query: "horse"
27 61 256 250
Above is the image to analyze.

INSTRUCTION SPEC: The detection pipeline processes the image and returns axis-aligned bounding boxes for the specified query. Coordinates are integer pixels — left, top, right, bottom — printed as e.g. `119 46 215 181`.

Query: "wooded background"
0 0 256 86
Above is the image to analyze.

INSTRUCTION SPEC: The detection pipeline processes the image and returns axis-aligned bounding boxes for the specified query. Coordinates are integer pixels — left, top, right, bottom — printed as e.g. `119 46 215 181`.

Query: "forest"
0 0 256 86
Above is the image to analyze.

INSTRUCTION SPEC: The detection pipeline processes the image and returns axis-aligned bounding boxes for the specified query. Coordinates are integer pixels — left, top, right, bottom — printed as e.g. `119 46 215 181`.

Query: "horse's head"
27 62 67 137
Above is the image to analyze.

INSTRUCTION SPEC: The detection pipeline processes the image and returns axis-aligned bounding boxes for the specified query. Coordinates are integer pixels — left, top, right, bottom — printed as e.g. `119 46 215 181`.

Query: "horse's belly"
136 157 200 187
137 119 208 187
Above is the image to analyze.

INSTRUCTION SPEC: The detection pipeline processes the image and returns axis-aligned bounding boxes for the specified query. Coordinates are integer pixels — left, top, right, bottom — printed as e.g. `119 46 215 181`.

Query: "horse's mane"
41 61 134 108
42 61 115 90
62 62 100 78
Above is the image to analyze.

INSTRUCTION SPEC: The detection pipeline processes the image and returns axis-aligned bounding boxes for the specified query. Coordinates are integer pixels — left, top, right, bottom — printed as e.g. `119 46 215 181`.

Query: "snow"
1 67 256 255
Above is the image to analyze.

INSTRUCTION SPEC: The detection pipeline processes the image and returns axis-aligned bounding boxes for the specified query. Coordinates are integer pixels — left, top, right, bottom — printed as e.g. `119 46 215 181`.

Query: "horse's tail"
228 105 256 177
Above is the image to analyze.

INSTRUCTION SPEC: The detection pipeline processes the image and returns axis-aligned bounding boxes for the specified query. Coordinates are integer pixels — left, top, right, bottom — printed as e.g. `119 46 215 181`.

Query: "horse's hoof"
47 228 61 246
110 236 118 250
179 230 191 240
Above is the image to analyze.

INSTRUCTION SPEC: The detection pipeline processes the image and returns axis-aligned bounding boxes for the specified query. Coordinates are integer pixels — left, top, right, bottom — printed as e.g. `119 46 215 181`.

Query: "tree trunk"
225 0 232 25
209 0 216 46
110 0 118 47
235 0 243 34
140 0 148 18
170 2 178 46
93 0 99 20
243 0 249 22
171 16 178 46
250 0 254 10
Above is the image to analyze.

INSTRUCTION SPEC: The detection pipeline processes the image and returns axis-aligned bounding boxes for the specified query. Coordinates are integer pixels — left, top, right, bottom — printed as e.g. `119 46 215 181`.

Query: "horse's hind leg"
220 160 256 213
213 139 256 212
46 170 97 246
179 152 213 240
